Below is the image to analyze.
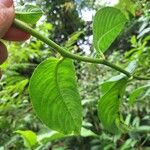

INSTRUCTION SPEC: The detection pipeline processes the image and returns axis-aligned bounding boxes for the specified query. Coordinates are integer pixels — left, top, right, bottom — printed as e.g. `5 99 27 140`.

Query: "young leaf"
93 7 127 54
98 77 130 134
15 4 43 24
15 130 37 148
29 58 82 134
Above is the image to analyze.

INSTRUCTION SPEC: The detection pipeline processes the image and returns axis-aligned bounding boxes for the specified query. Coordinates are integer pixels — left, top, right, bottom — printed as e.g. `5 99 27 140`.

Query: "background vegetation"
0 0 150 149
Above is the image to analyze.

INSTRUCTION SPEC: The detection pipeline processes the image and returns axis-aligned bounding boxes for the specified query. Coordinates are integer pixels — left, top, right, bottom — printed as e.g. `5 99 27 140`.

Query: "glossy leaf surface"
93 7 127 54
29 58 82 134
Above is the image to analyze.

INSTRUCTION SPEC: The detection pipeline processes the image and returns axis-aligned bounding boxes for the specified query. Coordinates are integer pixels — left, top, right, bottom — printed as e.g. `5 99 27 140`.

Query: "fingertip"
0 1 15 38
3 26 31 41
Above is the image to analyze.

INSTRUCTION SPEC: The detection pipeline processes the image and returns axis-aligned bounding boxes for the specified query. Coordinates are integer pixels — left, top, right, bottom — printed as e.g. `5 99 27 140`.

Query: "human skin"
0 0 30 78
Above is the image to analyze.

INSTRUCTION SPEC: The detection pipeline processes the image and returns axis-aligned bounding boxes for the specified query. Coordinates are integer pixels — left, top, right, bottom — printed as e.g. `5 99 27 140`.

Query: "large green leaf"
98 61 137 133
29 58 82 134
93 7 127 54
15 4 43 24
98 77 130 134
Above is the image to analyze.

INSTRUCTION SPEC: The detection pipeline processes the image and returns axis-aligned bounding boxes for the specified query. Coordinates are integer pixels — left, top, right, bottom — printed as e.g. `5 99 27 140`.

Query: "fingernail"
1 0 13 8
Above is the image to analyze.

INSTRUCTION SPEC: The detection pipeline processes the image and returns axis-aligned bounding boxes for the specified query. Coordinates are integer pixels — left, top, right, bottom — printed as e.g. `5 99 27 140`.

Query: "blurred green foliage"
0 0 150 149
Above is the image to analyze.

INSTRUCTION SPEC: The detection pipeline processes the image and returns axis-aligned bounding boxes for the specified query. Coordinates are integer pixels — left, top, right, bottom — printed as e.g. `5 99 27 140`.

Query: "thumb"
0 0 15 38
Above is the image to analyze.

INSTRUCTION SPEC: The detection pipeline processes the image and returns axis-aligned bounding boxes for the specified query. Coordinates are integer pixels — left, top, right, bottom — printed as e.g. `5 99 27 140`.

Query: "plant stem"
13 19 150 80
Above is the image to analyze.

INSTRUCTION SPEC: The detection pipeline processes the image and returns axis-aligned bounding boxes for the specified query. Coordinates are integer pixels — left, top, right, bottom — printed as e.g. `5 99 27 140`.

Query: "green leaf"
130 36 137 47
115 0 136 18
93 7 127 54
98 60 137 133
15 4 43 24
15 130 37 148
129 84 150 105
29 58 82 134
98 77 130 134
